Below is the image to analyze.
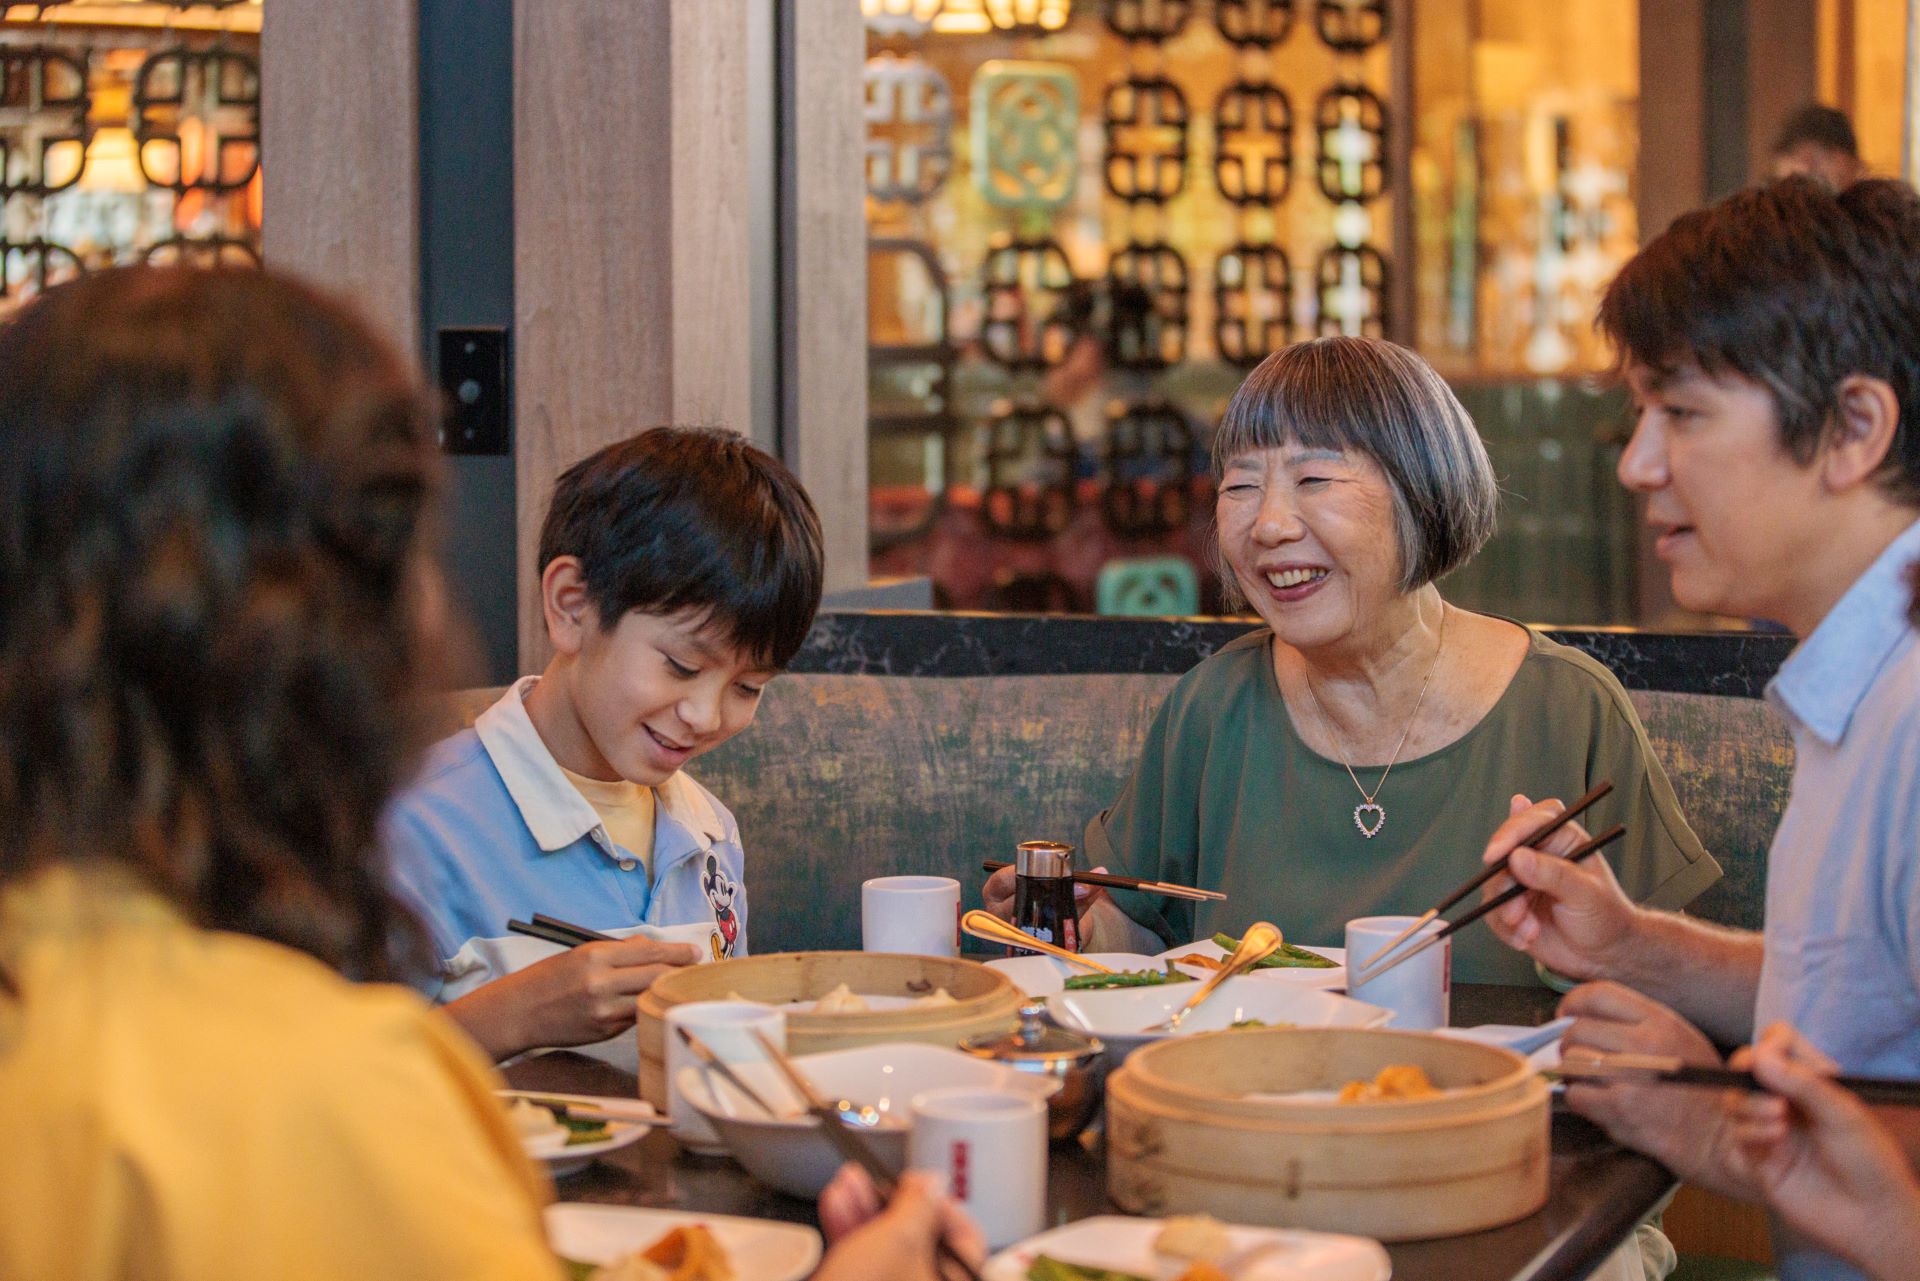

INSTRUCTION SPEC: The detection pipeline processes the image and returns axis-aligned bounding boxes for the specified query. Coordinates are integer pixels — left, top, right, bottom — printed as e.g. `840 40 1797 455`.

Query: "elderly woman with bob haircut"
987 336 1720 985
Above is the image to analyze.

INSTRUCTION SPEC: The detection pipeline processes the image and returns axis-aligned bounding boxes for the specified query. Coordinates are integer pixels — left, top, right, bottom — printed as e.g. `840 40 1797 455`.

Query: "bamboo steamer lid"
634 951 1025 1107
1106 1027 1551 1241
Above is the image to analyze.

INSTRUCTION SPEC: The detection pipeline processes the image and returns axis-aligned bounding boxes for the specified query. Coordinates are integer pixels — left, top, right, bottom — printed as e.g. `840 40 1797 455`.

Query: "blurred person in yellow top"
0 266 986 1281
0 265 562 1281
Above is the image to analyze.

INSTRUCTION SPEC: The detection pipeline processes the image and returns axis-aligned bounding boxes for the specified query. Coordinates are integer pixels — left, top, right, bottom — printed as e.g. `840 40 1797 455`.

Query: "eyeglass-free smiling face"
1215 444 1408 652
543 604 776 787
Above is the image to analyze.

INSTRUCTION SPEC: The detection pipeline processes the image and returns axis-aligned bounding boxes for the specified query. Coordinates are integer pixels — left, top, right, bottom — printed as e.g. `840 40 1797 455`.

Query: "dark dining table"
506 983 1675 1281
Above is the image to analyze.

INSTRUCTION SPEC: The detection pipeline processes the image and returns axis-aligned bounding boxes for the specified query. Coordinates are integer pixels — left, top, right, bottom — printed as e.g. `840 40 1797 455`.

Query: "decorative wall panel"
0 4 263 312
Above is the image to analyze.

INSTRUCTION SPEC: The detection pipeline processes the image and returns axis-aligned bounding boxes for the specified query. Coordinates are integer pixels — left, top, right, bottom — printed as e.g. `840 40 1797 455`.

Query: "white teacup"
861 875 961 956
1346 914 1450 1030
907 1085 1046 1248
663 1000 785 1153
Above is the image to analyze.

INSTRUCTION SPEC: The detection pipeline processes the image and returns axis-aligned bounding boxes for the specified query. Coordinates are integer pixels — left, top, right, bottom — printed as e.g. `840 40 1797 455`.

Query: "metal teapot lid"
960 999 1103 1065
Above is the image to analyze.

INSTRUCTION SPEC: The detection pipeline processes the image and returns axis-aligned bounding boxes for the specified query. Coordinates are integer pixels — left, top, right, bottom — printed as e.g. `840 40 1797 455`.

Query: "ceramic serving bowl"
1045 978 1391 1061
677 1041 1060 1199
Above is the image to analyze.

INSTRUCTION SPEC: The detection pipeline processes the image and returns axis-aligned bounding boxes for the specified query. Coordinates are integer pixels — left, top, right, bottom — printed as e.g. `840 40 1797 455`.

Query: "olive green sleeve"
1084 680 1203 948
1562 650 1723 912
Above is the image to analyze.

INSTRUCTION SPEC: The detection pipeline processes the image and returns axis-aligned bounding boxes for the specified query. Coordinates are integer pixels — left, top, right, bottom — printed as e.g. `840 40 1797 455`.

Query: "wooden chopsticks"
507 913 614 948
1356 780 1616 976
980 861 1226 903
1553 1053 1920 1107
1354 823 1627 987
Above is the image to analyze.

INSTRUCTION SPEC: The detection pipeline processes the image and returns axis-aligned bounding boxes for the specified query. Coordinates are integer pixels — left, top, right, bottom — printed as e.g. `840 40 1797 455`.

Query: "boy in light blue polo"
387 427 823 1066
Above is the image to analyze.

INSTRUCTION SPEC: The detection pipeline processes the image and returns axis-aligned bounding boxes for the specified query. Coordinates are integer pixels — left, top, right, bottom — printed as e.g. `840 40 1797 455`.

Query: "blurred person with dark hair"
1771 103 1866 189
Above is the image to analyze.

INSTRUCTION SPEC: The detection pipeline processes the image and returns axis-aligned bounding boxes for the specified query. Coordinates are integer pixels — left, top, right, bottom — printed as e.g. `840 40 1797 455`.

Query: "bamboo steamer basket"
1106 1027 1550 1241
635 951 1025 1108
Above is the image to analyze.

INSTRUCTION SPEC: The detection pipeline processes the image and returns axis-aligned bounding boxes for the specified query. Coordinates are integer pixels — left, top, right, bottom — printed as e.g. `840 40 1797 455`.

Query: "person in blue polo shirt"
386 427 824 1066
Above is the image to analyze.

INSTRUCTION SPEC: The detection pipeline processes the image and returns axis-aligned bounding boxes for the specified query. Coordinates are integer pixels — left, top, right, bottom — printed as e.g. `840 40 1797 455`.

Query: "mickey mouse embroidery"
702 852 740 960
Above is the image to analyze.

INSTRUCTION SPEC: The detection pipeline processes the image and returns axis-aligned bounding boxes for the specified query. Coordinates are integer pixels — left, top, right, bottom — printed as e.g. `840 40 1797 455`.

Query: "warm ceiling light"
78 126 143 194
931 0 991 33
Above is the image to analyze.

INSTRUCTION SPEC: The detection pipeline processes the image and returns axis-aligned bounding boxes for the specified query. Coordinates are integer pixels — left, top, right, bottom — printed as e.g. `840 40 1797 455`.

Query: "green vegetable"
1062 965 1194 991
1230 1018 1270 1029
556 1112 612 1145
560 1259 598 1281
1027 1256 1152 1281
1211 932 1338 969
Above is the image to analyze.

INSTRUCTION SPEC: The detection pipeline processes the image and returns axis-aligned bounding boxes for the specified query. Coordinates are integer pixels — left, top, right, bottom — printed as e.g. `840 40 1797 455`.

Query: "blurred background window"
0 1 261 314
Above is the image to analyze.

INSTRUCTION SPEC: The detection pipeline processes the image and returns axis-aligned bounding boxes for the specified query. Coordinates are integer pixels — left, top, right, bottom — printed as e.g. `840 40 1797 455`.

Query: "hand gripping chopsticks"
1355 780 1616 977
1552 1053 1920 1106
1353 823 1626 987
750 1031 986 1281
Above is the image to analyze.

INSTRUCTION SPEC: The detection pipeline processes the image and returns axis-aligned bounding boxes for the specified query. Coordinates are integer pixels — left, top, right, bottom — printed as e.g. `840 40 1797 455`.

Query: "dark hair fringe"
1597 176 1920 505
537 427 825 667
0 265 440 986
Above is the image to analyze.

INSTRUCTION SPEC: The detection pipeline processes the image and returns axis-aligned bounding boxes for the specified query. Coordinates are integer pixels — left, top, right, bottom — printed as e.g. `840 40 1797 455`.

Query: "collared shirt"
384 679 749 1065
1756 518 1920 1281
0 864 560 1281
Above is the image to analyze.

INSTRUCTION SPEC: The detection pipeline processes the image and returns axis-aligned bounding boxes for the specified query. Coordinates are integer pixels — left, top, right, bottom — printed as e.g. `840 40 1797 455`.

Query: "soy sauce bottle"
1013 840 1080 953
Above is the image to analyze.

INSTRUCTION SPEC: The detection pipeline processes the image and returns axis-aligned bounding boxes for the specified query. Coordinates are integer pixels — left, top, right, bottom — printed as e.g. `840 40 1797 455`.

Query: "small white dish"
1046 977 1391 1060
984 1214 1390 1281
521 1120 651 1179
1435 1015 1574 1057
545 1202 822 1281
678 1041 1060 1199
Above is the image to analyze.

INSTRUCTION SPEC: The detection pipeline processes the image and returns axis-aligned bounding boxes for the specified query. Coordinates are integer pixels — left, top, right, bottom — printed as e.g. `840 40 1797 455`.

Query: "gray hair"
1212 336 1498 597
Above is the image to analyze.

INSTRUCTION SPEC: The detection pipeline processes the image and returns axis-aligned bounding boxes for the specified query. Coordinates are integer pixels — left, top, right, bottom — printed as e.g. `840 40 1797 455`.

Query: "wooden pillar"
513 0 752 668
1747 0 1821 180
1638 0 1709 241
783 0 868 598
260 0 419 353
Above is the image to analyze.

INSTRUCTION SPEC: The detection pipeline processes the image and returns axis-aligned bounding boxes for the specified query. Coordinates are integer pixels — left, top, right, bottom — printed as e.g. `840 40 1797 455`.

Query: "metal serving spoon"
960 909 1116 974
1148 920 1283 1032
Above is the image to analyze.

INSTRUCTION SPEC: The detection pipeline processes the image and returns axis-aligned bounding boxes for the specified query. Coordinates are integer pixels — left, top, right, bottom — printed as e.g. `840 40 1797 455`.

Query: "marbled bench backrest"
429 675 1791 954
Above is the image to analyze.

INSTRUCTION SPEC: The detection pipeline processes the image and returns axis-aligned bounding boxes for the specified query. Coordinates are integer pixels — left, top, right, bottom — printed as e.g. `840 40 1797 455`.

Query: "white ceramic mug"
663 1000 785 1153
907 1086 1046 1248
861 875 961 956
1346 915 1451 1030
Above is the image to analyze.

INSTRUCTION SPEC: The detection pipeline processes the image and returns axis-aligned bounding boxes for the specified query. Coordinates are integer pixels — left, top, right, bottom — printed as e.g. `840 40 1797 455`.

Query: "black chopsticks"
1554 1053 1920 1107
1355 823 1627 986
507 913 614 948
1357 780 1616 976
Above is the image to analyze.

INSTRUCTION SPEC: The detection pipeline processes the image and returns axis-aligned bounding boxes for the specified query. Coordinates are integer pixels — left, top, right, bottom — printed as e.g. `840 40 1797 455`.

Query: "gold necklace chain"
1300 603 1449 839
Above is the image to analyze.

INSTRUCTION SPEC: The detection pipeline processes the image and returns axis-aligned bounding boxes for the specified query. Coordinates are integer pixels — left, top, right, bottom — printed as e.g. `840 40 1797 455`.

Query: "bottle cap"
1015 840 1074 879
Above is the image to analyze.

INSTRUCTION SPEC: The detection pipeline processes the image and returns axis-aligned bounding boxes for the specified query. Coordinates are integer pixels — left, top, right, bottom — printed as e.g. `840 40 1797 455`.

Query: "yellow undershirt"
559 765 657 878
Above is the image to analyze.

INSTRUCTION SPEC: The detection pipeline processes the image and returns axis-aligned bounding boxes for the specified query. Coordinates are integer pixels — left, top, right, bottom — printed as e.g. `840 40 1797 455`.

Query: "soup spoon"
1149 921 1283 1032
960 909 1116 973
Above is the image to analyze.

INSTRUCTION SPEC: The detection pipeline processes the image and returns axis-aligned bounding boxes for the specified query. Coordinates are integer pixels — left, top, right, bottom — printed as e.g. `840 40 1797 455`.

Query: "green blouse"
1092 626 1721 985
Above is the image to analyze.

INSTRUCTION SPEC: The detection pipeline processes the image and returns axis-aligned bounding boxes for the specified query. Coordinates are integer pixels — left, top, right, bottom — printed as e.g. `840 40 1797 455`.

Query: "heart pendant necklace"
1301 605 1448 840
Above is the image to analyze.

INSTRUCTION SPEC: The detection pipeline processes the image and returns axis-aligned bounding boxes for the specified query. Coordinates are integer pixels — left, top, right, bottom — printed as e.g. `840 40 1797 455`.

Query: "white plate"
545 1203 822 1281
1046 978 1391 1060
1161 940 1348 989
500 1092 657 1178
985 1214 1390 1281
